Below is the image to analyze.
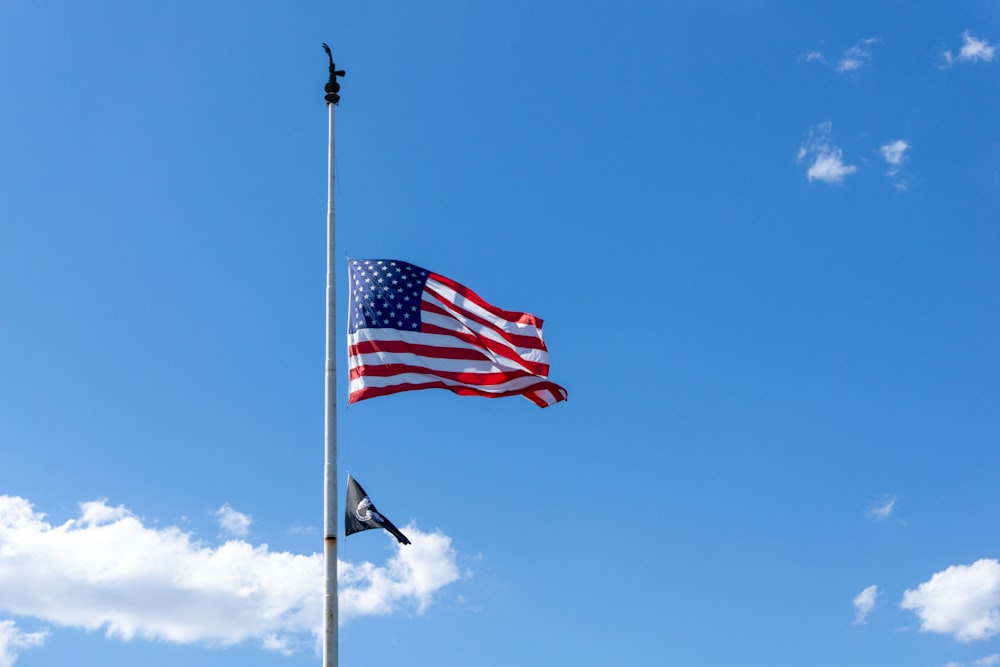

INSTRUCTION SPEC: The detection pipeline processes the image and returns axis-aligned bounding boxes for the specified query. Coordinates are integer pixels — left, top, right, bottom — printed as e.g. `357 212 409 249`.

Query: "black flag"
344 475 411 545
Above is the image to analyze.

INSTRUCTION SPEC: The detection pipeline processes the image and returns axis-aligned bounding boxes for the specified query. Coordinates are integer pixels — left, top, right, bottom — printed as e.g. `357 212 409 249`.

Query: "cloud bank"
0 495 461 659
901 559 1000 641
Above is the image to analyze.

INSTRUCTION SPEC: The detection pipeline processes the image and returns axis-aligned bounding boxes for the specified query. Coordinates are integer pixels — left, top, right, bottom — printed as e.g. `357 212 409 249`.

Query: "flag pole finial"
322 43 346 105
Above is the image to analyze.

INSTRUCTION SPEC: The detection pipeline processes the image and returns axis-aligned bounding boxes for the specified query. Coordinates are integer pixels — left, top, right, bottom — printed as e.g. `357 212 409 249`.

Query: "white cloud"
0 495 462 656
881 140 909 169
838 37 879 72
868 495 898 520
943 31 997 67
854 584 880 624
976 654 1000 666
960 31 996 63
805 51 825 63
340 529 462 617
880 140 910 189
289 523 316 536
901 559 1000 641
0 620 48 667
215 503 252 537
808 152 856 183
798 122 857 184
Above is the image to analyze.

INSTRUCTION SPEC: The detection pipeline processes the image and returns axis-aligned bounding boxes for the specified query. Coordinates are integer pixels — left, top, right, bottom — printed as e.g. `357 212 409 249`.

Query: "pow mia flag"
344 475 411 545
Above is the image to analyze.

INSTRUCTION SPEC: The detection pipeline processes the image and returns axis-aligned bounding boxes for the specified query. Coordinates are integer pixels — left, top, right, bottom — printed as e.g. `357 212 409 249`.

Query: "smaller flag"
344 475 411 545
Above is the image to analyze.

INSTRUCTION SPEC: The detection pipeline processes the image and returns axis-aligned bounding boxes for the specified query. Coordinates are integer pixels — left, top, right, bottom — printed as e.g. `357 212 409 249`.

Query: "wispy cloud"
798 122 857 184
868 494 898 520
960 31 996 62
880 140 910 191
0 620 48 667
854 584 880 624
941 659 1000 667
880 141 909 174
901 559 1000 641
942 31 997 67
215 503 252 537
838 37 879 72
804 50 825 64
288 523 316 536
0 495 462 658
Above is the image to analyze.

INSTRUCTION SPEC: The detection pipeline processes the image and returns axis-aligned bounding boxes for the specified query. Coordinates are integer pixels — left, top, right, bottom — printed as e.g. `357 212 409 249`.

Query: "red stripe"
519 382 570 407
349 363 540 387
348 379 566 406
348 339 491 362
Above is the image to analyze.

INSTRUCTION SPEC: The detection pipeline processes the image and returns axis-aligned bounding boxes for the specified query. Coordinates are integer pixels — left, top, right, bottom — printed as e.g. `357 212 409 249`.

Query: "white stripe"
349 324 548 373
425 277 543 336
534 388 562 405
348 349 516 375
425 278 545 339
421 310 549 368
349 328 497 357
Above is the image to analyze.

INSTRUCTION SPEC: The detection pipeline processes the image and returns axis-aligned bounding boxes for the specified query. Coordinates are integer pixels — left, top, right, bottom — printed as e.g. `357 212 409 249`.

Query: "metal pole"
322 43 344 667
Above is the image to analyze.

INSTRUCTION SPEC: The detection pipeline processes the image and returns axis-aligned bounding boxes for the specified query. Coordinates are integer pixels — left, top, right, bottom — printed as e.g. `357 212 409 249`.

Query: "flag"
344 475 411 545
347 259 567 408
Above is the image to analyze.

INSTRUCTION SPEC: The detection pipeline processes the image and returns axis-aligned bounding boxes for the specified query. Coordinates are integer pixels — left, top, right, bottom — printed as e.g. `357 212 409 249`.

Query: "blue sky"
2 2 1000 666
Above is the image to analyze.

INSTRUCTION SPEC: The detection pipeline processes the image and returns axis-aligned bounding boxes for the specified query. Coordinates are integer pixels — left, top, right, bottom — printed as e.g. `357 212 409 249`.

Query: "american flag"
347 259 567 408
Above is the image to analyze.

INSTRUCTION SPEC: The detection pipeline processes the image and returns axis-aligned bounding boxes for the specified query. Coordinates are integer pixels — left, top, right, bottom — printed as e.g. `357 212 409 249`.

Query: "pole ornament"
322 43 346 105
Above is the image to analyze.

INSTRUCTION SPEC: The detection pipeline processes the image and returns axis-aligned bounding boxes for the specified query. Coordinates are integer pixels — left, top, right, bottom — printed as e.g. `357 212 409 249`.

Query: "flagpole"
322 43 345 667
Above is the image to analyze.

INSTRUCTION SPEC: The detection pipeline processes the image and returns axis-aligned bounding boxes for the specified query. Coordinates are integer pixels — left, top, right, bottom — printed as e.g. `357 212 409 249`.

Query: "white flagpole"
321 44 344 667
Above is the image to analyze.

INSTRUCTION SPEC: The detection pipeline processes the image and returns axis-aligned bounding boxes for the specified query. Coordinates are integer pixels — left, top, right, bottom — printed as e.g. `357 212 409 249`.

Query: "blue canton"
348 260 429 333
